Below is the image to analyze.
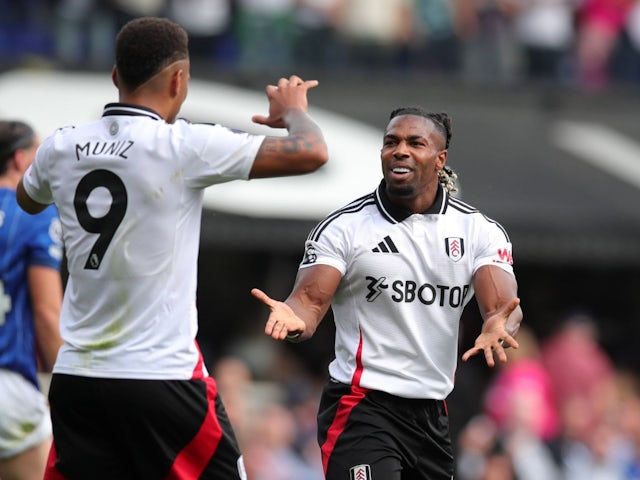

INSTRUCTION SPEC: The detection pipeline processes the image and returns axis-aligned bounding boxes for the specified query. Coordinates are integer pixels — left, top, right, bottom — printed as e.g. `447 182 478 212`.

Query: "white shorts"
0 369 52 459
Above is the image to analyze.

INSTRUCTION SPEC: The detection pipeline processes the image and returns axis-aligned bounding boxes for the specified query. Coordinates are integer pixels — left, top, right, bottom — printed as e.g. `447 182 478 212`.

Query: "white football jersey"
300 182 515 399
22 104 264 380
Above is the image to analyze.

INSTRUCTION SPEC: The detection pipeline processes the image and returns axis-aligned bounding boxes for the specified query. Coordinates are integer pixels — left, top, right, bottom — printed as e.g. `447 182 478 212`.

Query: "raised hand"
251 288 306 341
461 298 521 367
252 75 319 129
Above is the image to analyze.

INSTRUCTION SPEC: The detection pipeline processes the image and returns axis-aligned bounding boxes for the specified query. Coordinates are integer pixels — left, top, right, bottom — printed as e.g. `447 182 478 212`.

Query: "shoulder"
307 192 377 242
445 194 510 241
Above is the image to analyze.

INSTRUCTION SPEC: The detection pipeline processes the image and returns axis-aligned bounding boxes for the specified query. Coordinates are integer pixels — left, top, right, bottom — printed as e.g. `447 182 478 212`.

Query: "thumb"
502 297 521 317
251 288 274 307
251 115 269 125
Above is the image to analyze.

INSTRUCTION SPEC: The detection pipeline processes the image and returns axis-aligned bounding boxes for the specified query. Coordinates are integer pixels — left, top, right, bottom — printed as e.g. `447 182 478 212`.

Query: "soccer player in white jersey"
0 120 63 480
252 107 523 479
16 17 327 480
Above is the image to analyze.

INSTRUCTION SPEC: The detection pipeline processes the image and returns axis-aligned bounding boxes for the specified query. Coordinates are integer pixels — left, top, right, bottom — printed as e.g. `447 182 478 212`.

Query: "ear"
12 149 28 173
436 149 448 170
169 67 184 99
111 66 119 88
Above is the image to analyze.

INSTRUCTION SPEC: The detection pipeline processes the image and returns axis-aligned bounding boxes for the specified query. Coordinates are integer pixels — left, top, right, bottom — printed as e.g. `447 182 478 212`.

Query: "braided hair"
388 107 458 194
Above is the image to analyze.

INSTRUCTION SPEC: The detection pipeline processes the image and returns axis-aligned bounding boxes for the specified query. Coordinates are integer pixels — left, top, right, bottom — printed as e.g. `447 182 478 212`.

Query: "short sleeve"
472 216 514 275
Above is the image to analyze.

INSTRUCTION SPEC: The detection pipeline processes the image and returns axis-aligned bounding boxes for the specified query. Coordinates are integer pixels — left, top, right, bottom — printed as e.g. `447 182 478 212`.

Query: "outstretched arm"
249 75 328 179
251 264 341 342
461 265 523 367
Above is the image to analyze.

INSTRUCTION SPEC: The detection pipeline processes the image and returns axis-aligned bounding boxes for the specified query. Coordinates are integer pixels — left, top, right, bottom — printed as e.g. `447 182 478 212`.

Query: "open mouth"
389 166 412 180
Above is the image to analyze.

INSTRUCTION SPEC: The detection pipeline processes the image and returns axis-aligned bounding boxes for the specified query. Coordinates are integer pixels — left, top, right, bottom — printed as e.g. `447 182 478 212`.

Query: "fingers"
271 76 319 91
461 336 518 366
266 318 290 340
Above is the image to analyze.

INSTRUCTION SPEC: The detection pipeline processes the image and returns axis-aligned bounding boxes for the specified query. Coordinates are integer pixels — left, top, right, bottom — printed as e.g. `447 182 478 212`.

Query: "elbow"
17 198 43 215
16 181 47 214
307 143 329 172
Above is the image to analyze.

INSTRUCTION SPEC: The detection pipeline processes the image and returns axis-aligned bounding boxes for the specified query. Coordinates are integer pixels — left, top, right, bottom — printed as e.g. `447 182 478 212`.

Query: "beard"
386 184 415 197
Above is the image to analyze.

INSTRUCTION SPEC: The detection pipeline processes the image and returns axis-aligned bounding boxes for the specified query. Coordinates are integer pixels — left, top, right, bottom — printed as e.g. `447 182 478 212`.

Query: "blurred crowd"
2 0 640 91
456 315 640 480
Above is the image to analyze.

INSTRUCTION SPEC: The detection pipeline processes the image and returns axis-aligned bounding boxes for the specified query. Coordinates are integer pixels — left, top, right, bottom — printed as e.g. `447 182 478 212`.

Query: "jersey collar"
102 103 163 121
375 180 447 223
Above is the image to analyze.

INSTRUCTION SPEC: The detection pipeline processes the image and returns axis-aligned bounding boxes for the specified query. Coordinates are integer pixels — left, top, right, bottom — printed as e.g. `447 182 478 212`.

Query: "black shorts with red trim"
317 379 454 480
45 374 246 480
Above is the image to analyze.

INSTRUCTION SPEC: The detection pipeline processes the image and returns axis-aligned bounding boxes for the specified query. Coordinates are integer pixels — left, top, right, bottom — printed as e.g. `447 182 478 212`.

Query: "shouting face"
381 114 447 212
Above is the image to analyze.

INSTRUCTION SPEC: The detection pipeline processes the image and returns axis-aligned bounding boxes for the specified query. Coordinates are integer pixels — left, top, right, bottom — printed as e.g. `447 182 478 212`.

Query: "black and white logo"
302 242 317 265
372 235 399 253
445 237 464 262
365 276 388 302
350 464 371 480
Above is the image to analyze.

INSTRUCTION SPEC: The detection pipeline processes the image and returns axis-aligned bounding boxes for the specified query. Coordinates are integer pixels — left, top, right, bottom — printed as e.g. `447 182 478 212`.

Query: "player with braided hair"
253 106 522 479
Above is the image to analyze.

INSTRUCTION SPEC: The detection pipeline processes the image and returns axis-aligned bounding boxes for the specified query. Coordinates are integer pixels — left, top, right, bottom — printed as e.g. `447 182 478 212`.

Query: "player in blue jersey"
253 107 523 479
0 120 64 480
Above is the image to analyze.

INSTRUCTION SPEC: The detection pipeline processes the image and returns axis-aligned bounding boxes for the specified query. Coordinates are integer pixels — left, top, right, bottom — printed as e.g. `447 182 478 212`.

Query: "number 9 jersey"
21 104 265 380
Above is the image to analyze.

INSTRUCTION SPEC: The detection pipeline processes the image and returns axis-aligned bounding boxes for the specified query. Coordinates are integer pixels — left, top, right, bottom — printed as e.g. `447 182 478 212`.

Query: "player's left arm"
461 265 523 367
29 265 63 371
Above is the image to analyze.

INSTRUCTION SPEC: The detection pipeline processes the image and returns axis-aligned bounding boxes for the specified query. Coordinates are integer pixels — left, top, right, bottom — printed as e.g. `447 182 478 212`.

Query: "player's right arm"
16 179 48 214
251 264 341 342
249 75 328 179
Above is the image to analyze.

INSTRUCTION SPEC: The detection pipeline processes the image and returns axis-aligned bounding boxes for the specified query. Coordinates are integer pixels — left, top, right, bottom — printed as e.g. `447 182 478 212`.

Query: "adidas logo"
372 235 398 253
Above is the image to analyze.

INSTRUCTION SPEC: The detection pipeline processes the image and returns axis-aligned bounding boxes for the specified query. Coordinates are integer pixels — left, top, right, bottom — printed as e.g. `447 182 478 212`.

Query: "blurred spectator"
293 0 344 72
409 0 463 73
540 312 616 439
212 356 253 449
53 0 115 68
481 325 562 480
167 0 238 69
610 0 640 83
235 0 297 74
483 325 559 442
499 0 576 83
616 374 640 479
243 403 324 480
456 414 502 479
459 0 521 84
560 420 627 479
333 0 414 71
0 0 53 61
574 0 633 90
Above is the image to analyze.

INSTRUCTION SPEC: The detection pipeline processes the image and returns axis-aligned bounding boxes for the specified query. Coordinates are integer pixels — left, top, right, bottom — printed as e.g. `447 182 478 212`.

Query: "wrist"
285 331 302 342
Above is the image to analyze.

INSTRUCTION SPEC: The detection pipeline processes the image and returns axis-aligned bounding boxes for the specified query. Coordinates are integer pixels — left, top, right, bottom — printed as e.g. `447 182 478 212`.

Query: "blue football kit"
0 187 62 387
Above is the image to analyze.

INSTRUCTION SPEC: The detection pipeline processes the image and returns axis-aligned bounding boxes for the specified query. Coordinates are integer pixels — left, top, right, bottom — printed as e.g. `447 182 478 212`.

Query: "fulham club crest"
445 237 464 262
350 464 371 480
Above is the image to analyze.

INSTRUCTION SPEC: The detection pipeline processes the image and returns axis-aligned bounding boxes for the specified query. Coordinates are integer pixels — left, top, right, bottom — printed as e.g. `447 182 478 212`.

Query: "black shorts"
317 379 454 480
45 374 246 480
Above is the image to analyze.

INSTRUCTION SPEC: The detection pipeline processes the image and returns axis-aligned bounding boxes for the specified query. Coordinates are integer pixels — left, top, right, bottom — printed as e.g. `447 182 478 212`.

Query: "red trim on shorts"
320 384 369 475
321 331 368 476
44 443 68 480
166 377 223 479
